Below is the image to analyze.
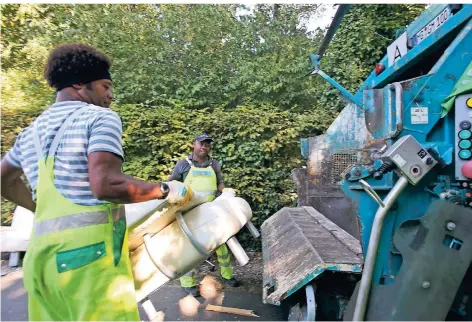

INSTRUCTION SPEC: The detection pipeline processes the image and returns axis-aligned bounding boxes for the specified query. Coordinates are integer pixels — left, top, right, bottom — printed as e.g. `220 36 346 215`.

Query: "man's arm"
168 160 184 182
87 110 168 204
88 151 166 204
87 111 192 204
0 159 36 212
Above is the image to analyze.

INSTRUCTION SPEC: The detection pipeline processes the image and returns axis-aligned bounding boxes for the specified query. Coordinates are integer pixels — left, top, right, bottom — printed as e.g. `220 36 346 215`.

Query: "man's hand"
164 181 193 205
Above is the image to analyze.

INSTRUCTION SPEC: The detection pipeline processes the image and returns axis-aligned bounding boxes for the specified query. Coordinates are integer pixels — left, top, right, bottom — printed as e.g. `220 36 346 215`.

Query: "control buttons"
459 140 472 149
459 150 471 160
460 121 471 130
467 97 472 108
459 130 472 140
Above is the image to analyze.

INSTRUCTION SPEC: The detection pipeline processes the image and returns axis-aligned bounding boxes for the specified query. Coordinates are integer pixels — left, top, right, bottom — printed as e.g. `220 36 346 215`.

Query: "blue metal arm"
316 69 363 107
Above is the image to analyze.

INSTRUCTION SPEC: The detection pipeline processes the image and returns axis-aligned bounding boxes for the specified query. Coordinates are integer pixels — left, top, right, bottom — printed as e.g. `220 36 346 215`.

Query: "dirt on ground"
169 252 264 294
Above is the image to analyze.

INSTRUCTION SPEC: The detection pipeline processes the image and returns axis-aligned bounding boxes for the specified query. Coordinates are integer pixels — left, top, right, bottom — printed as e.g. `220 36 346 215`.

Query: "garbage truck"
261 4 472 321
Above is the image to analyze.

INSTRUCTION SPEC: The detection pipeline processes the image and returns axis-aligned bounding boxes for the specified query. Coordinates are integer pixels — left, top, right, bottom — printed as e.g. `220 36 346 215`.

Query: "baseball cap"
194 133 214 142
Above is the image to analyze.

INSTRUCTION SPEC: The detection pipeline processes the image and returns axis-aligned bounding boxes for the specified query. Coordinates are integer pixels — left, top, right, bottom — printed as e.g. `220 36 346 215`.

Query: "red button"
461 161 472 179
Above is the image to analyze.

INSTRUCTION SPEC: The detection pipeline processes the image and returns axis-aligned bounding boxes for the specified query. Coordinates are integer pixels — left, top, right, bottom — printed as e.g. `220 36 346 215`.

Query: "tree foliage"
1 4 424 248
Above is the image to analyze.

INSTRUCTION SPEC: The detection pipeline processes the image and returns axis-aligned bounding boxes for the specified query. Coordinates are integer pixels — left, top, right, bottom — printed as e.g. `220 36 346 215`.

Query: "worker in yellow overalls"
169 133 240 296
0 43 192 321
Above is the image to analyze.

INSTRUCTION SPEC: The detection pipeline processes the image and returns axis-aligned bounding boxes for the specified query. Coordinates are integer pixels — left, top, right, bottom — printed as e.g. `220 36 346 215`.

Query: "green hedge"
119 103 335 249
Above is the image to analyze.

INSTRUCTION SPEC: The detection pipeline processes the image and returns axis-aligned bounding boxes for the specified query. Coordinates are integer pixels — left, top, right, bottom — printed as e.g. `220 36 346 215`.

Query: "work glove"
222 188 236 196
164 181 193 206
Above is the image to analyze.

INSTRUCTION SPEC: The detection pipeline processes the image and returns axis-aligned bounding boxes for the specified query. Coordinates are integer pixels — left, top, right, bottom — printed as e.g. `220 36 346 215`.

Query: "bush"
117 102 335 249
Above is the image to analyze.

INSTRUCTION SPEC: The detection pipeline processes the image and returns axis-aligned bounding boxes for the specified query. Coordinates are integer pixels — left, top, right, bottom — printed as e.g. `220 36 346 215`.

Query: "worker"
169 133 240 296
0 43 192 321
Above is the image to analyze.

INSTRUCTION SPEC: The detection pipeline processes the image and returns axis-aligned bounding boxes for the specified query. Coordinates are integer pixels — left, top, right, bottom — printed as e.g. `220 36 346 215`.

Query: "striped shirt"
5 101 124 206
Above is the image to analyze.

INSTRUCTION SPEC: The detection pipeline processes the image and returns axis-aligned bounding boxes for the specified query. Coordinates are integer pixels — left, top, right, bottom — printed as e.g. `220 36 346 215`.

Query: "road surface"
1 260 287 321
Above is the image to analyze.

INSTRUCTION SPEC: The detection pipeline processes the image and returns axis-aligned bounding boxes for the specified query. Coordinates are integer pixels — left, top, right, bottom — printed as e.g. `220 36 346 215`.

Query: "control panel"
381 135 438 185
455 94 472 180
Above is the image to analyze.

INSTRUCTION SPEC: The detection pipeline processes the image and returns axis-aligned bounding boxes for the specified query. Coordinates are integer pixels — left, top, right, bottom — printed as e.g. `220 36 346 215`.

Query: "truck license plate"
414 7 452 45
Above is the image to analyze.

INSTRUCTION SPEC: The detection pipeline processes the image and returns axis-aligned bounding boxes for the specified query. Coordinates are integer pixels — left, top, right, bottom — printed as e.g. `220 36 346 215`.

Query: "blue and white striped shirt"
5 101 124 206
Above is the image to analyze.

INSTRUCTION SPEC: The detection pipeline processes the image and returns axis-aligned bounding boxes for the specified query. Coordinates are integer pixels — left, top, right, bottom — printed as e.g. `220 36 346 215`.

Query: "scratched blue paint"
341 47 467 275
352 265 362 273
339 22 470 279
331 6 470 286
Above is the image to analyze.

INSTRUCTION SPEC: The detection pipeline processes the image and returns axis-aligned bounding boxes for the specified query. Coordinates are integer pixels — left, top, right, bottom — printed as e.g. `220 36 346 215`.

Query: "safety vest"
22 106 140 321
183 157 217 201
179 157 233 288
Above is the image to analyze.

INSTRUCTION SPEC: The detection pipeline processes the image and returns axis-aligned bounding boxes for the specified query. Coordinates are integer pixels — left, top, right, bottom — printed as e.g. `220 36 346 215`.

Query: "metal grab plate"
262 207 363 305
344 200 472 321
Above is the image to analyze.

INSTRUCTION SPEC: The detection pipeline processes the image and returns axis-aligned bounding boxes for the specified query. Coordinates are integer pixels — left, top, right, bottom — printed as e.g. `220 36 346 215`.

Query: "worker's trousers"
180 244 233 287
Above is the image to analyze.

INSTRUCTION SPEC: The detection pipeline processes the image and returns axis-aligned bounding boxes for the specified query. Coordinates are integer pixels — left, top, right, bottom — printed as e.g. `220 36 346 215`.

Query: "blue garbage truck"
261 4 472 321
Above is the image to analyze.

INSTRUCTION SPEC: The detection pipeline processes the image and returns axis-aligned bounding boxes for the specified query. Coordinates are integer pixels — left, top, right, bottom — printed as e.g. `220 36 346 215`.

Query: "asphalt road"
1 267 287 321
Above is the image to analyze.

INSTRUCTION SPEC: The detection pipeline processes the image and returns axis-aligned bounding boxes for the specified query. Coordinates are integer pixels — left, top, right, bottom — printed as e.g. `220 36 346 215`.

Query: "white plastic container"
0 206 34 252
127 191 209 250
131 191 252 302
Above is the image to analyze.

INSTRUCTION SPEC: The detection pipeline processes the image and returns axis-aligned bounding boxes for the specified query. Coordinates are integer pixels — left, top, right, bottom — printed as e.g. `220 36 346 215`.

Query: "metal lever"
353 176 409 321
359 179 385 207
387 82 404 138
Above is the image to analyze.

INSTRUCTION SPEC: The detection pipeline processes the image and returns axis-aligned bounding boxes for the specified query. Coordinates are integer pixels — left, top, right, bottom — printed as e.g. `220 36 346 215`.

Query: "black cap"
194 133 214 142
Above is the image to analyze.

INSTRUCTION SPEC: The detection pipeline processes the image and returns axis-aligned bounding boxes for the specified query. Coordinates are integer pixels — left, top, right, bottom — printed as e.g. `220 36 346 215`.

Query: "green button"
459 140 472 149
459 150 472 160
459 130 472 140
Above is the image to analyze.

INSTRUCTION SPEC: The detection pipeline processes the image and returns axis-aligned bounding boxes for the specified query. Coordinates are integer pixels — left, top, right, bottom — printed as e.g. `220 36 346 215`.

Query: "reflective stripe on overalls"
22 106 140 321
179 158 233 288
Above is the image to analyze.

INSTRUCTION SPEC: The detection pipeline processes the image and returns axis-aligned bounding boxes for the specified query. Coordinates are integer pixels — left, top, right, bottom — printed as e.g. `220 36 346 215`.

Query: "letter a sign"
387 32 408 67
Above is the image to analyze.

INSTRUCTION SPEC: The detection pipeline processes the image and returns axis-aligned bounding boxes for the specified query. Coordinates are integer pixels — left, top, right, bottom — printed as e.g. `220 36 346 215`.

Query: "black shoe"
183 286 200 297
222 278 240 287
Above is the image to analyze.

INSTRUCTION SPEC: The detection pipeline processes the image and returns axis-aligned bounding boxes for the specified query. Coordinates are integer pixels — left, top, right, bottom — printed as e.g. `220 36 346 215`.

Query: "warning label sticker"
411 107 428 124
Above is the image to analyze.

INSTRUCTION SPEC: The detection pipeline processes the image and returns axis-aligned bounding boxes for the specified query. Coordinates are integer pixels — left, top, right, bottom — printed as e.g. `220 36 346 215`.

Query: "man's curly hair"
44 43 112 90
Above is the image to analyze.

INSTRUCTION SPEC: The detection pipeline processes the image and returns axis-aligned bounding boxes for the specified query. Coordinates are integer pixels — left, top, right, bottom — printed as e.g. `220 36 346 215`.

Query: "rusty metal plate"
262 206 363 306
